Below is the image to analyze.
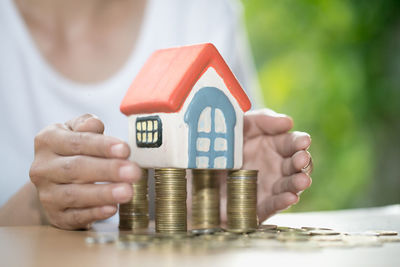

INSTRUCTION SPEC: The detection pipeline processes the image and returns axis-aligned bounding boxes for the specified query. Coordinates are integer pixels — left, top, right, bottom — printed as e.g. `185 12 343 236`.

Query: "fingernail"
102 205 117 215
111 143 128 158
119 165 136 182
302 135 312 148
88 113 99 119
264 108 286 117
112 186 131 202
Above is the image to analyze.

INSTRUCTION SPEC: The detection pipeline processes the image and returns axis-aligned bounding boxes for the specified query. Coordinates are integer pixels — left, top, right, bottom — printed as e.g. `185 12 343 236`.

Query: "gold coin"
119 169 149 230
155 168 187 233
375 230 398 236
309 230 341 236
192 169 221 230
227 170 258 233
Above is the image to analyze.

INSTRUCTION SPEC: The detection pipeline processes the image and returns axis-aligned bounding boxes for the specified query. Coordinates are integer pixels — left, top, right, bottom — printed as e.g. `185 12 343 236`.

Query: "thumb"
65 114 105 133
244 108 293 139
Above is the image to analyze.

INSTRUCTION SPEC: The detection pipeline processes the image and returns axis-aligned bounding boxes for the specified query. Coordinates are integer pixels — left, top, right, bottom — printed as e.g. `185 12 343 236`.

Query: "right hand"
29 114 142 230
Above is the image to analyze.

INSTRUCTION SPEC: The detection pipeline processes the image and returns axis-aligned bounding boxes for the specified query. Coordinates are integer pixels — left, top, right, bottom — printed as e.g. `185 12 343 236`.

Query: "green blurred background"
241 0 400 211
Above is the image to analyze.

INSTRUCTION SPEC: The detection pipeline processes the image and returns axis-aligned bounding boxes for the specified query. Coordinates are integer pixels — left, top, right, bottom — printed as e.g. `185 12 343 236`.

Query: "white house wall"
128 113 189 168
128 66 244 169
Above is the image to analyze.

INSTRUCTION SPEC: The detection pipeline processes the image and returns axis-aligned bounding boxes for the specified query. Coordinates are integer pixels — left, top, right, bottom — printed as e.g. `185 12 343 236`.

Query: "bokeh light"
242 0 400 211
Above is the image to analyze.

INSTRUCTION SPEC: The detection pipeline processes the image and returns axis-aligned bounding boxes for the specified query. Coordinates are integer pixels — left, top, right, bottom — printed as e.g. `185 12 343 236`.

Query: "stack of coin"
155 168 187 233
192 170 220 230
227 170 258 233
119 169 149 229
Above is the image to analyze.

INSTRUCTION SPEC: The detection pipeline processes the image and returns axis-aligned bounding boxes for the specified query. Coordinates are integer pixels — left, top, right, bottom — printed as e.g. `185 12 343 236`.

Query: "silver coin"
85 235 116 244
191 228 222 235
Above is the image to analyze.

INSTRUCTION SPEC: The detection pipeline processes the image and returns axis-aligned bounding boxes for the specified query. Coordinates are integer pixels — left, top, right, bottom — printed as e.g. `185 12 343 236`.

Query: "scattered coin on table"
86 226 399 252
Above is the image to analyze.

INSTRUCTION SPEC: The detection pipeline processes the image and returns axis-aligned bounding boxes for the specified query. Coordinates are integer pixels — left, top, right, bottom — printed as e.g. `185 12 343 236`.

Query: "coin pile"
227 170 258 233
155 168 187 233
89 225 400 252
119 169 149 229
192 170 220 230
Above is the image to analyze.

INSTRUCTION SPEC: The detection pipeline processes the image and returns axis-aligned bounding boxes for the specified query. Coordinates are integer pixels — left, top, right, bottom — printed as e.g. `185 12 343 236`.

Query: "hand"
242 109 312 222
29 114 142 230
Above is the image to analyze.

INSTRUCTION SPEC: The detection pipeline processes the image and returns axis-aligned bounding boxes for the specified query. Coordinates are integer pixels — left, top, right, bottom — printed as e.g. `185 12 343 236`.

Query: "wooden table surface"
1 205 399 267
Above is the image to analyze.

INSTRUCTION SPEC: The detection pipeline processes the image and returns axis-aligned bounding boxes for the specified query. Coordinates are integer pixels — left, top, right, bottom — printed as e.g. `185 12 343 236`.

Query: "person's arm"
0 182 47 226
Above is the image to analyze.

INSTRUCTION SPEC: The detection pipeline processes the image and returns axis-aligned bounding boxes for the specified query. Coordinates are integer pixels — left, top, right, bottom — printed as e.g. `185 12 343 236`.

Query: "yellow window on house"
136 116 162 148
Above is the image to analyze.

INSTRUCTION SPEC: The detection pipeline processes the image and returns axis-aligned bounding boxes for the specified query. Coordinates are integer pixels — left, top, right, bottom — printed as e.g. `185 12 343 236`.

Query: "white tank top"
0 0 262 216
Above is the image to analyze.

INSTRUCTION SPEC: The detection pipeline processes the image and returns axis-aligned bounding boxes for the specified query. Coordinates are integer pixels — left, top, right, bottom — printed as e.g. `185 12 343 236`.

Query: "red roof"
120 43 251 115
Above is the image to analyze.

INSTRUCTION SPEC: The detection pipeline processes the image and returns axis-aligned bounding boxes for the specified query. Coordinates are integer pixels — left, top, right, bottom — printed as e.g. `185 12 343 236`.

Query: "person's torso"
0 0 254 215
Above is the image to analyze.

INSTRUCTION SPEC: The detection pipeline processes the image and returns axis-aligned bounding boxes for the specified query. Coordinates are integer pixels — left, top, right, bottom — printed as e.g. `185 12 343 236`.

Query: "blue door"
184 87 236 169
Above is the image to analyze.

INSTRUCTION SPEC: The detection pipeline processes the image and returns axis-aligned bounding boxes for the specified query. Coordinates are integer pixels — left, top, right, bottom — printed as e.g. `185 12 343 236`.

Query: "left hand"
242 109 312 222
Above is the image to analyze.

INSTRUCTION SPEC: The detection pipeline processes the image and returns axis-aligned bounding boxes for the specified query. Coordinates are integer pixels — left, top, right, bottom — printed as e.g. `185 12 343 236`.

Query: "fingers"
302 156 313 175
36 113 126 158
31 114 138 230
60 205 118 230
282 150 311 176
273 131 311 157
35 124 130 158
244 108 293 139
257 192 299 222
272 173 312 195
48 183 133 209
54 130 128 158
66 114 105 133
39 156 142 184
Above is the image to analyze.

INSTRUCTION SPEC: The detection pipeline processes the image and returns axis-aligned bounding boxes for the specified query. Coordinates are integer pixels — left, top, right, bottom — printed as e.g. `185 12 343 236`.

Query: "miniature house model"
120 43 251 169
